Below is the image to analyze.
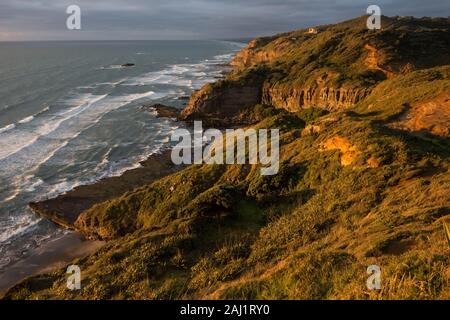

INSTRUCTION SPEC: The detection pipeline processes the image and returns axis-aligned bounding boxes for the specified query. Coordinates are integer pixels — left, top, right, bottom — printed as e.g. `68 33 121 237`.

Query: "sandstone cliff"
181 15 450 122
261 83 372 111
230 36 292 70
180 82 262 126
9 15 450 301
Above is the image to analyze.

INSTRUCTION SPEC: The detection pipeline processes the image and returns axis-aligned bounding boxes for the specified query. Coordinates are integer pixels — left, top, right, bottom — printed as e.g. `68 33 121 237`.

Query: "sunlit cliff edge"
5 15 450 300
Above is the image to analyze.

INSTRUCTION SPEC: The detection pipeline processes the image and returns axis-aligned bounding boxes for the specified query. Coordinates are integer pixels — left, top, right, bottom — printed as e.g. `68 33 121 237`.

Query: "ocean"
0 40 244 272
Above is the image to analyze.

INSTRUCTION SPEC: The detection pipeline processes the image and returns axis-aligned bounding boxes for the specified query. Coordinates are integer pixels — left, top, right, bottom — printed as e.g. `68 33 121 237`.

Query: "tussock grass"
5 16 450 300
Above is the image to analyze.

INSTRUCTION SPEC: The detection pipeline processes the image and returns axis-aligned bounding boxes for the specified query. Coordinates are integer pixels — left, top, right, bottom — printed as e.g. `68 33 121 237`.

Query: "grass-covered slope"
5 17 450 300
181 15 450 121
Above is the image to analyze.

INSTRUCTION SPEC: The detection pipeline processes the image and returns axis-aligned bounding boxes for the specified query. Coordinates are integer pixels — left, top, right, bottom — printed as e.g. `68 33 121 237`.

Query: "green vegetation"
444 223 450 246
296 108 329 123
4 16 449 300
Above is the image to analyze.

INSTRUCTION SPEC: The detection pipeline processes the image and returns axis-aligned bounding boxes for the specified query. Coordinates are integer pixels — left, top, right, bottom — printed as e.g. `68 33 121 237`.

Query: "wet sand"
0 231 104 297
0 149 182 297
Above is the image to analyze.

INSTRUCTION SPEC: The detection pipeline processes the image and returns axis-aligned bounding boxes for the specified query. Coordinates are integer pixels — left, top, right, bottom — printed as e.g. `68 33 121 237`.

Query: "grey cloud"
0 0 449 40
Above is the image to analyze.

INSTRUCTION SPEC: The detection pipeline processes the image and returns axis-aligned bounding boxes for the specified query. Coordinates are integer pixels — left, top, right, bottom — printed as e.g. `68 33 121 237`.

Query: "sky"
0 0 449 41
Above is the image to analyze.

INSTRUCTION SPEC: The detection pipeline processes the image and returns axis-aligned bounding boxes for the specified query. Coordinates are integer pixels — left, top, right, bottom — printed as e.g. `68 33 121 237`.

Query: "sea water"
0 40 244 272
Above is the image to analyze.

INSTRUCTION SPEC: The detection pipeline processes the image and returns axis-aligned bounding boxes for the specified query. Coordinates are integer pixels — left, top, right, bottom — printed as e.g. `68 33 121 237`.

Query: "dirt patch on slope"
364 44 395 79
389 93 450 137
320 136 361 166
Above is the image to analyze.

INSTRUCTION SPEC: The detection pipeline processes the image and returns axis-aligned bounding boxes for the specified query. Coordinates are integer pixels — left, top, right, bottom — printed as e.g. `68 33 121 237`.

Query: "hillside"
4 16 450 300
181 15 450 127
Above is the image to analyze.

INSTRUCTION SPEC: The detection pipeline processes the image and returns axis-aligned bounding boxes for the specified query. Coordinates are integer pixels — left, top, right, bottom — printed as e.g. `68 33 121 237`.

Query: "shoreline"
0 147 183 298
0 50 236 297
0 231 105 298
29 148 183 233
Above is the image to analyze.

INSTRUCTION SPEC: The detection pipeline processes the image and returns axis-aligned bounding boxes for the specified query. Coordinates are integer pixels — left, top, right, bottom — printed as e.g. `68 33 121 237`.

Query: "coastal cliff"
181 15 450 121
180 82 263 126
6 15 450 300
261 84 371 111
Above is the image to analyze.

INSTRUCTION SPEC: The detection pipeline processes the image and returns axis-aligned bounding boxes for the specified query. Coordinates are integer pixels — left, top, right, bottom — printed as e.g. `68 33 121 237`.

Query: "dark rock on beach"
141 103 180 119
29 150 182 232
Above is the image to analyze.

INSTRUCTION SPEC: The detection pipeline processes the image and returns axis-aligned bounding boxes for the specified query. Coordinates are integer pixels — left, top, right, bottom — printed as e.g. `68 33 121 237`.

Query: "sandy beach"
0 143 187 298
0 231 104 297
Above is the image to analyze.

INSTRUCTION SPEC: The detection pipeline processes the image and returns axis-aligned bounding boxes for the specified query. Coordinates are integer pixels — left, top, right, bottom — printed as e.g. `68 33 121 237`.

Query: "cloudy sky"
0 0 448 41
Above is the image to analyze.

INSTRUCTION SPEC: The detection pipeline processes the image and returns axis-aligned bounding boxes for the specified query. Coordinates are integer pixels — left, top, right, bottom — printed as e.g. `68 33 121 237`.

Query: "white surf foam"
121 56 231 89
0 214 41 243
2 188 20 203
0 105 50 138
18 115 34 124
0 124 15 134
100 65 123 70
100 64 135 70
0 94 108 160
0 47 237 253
0 90 156 180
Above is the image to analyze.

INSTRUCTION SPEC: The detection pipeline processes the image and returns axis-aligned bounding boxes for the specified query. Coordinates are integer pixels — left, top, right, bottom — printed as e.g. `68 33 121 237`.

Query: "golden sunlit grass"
4 16 450 300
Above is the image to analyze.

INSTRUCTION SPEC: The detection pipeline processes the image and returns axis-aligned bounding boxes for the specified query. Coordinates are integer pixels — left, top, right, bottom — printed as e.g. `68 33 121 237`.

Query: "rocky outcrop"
180 76 372 123
141 103 180 119
320 136 361 166
179 82 262 126
363 44 396 79
262 83 371 112
180 68 373 123
231 37 291 70
389 93 450 137
29 150 182 233
180 80 370 123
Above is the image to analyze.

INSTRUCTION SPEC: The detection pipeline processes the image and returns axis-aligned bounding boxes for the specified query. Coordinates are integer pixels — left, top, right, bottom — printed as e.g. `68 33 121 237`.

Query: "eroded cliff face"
230 37 292 70
181 74 372 120
179 83 262 126
388 92 450 137
181 15 450 125
363 44 397 78
262 83 371 112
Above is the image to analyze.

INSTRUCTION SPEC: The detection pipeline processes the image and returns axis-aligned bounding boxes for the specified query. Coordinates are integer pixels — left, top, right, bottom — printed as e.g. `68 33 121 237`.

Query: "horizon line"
0 38 252 43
